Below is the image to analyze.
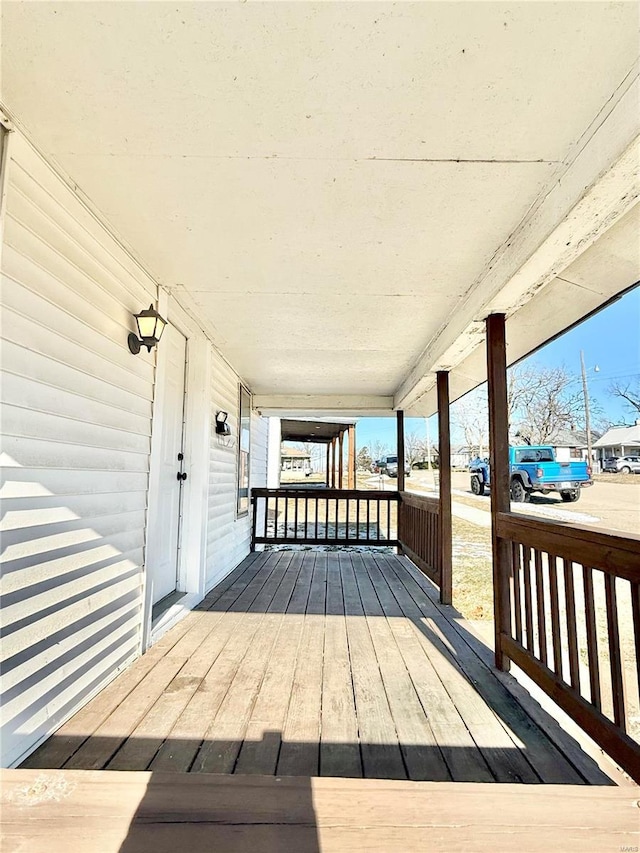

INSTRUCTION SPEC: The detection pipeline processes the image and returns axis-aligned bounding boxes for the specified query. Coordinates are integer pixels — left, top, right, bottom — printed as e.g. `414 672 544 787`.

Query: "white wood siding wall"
0 131 157 767
206 349 268 591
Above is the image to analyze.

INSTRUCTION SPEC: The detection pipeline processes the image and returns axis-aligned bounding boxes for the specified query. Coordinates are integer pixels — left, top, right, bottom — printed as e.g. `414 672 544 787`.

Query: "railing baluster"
294 497 299 540
548 554 563 678
582 565 601 710
284 494 289 540
522 545 534 652
345 497 350 542
534 549 547 666
366 499 370 542
324 496 327 542
304 496 309 542
563 558 580 691
512 541 523 645
314 495 319 541
356 498 361 543
604 573 626 730
631 581 640 708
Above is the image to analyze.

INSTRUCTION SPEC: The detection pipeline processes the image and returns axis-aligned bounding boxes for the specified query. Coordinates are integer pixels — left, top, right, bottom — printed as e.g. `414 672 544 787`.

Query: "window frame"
236 383 251 517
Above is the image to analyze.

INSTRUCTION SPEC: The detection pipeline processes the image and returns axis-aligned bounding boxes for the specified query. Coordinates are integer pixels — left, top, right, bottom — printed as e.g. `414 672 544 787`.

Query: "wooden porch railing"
251 488 399 548
496 512 640 782
398 492 442 587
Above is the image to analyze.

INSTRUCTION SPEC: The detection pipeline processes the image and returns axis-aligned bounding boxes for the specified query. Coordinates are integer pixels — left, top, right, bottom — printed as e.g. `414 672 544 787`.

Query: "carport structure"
1 2 640 848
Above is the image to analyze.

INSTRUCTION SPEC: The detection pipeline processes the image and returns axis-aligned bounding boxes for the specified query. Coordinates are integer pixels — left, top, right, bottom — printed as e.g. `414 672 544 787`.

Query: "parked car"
378 455 411 478
470 445 593 502
603 455 640 474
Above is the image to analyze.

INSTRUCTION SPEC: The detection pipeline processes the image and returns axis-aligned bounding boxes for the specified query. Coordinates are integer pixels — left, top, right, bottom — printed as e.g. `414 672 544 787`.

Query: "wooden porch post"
486 313 512 672
396 410 405 492
338 430 344 489
437 371 452 606
326 442 331 488
348 424 356 489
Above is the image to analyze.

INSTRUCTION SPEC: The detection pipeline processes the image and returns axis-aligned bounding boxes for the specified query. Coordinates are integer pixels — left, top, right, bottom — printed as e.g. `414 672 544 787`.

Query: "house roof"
546 429 601 448
281 447 311 459
593 424 640 448
3 5 638 417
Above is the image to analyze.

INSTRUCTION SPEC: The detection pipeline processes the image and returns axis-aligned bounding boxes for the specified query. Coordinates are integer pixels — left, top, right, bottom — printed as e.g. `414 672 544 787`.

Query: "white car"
603 455 640 474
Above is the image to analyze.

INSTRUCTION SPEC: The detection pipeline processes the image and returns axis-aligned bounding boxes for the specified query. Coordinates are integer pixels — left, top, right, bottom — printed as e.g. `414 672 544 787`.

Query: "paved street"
403 470 640 536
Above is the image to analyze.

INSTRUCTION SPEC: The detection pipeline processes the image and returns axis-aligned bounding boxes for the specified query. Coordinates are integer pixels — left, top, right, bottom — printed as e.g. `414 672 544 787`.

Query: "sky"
353 284 640 454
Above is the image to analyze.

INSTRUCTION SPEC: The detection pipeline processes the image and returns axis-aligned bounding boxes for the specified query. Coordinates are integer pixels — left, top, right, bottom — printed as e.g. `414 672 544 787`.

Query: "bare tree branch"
608 376 640 415
453 363 593 449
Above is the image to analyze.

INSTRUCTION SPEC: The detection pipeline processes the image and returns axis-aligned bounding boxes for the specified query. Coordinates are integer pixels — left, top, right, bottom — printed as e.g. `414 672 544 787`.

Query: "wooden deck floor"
23 551 618 783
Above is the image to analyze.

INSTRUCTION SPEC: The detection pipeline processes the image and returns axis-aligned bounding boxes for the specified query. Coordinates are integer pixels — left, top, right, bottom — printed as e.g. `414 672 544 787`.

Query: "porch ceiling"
2 3 639 413
281 419 352 444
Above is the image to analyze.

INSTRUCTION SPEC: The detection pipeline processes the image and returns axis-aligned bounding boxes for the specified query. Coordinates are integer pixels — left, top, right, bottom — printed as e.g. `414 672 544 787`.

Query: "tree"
508 363 585 444
356 446 373 471
451 388 488 456
451 362 595 450
607 375 640 416
371 440 390 463
405 431 426 467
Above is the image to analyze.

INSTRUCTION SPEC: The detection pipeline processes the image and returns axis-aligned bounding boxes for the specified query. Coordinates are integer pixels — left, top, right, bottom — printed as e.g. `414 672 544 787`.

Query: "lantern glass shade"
135 305 166 345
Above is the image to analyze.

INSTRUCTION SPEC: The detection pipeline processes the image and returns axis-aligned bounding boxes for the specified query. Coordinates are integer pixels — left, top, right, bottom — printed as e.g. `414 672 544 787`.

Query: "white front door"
152 323 187 603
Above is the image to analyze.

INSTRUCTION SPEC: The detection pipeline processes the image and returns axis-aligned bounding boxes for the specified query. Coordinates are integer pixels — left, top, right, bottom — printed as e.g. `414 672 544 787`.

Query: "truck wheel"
471 476 484 496
510 478 528 503
561 490 580 503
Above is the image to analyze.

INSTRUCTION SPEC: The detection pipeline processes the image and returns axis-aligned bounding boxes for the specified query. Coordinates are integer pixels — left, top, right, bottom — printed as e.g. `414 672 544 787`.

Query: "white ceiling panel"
2 1 638 405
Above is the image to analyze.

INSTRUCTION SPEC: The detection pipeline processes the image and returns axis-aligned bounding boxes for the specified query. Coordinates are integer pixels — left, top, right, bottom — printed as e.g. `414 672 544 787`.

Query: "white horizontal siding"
0 131 157 767
205 351 268 590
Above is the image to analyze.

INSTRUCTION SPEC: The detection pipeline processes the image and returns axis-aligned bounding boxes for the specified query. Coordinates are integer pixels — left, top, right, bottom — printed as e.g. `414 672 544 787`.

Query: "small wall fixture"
128 304 167 354
215 411 231 436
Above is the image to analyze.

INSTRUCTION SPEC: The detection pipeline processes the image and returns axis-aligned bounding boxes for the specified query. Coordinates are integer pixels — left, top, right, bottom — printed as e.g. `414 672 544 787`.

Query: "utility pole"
580 350 593 468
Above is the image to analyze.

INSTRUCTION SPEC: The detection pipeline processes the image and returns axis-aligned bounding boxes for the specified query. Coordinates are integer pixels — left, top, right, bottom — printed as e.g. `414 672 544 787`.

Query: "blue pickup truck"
469 446 593 503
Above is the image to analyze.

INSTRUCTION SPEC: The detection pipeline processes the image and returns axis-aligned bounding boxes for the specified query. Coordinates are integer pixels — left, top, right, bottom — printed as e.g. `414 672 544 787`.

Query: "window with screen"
237 385 251 515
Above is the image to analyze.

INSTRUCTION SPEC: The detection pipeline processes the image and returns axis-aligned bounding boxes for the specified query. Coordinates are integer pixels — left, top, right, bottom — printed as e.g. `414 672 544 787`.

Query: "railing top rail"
251 488 399 501
399 491 440 512
497 511 640 582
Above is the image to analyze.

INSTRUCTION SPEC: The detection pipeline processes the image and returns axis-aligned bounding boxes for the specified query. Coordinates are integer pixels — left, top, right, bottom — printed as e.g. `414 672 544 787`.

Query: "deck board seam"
373 554 495 766
146 551 296 773
230 551 309 774
188 551 300 773
384 554 543 783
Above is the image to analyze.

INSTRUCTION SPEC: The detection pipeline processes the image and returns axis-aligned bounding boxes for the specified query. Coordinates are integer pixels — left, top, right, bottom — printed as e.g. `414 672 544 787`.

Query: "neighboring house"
593 423 640 465
450 445 474 469
546 429 601 463
280 446 311 476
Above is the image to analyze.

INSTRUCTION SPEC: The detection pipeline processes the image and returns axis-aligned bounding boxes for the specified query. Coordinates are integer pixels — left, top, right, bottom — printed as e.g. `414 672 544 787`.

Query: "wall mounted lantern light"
215 411 231 435
128 304 167 354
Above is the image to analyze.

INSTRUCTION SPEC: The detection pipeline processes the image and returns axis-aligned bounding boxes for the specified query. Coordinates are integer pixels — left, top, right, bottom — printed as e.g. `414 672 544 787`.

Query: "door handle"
177 472 187 481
